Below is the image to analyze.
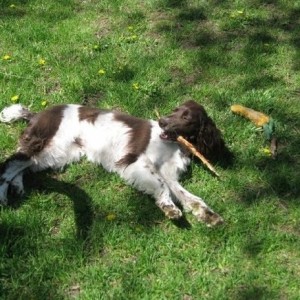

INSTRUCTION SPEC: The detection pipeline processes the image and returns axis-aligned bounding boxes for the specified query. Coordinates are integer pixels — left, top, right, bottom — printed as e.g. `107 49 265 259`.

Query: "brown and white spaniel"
0 100 232 226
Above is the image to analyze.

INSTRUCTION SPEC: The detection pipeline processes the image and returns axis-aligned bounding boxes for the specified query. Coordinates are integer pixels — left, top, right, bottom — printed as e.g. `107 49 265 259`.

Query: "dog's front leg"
166 180 224 226
121 158 182 220
154 189 182 220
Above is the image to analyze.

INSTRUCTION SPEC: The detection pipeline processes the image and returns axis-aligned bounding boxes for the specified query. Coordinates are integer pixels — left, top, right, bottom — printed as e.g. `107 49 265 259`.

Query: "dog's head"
159 100 233 163
159 100 207 141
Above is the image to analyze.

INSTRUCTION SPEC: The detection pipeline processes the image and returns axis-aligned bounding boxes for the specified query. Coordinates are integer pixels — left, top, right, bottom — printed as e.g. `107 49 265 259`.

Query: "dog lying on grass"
0 100 231 226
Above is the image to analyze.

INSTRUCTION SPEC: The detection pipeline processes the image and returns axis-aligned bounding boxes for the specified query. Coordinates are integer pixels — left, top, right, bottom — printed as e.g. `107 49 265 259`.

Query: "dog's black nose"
159 118 168 128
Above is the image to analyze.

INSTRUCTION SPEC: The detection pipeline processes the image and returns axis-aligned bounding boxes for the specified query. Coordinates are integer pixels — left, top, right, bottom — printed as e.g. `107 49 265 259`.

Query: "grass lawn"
1 0 300 299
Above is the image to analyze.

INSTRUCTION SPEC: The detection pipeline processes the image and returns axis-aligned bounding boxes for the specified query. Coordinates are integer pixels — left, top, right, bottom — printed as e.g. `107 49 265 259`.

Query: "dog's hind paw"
0 198 8 206
10 176 25 197
0 191 8 206
9 185 25 197
0 180 9 205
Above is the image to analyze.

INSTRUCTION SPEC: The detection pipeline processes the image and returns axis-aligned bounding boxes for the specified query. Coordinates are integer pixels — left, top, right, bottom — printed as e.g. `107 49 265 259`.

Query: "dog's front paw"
192 203 223 226
164 205 183 220
202 209 224 227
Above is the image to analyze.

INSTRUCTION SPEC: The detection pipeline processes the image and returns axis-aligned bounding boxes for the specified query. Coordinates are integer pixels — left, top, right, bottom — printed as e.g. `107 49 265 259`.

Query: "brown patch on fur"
78 107 102 124
19 105 66 156
115 113 152 166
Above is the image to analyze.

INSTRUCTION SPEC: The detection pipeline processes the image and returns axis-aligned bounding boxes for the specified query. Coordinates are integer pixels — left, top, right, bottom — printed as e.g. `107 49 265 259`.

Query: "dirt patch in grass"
82 91 105 106
169 66 202 86
94 16 113 39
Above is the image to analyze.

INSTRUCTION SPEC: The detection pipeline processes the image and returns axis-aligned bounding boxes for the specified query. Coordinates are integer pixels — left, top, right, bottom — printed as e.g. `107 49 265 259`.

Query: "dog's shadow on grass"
9 170 193 237
11 172 96 241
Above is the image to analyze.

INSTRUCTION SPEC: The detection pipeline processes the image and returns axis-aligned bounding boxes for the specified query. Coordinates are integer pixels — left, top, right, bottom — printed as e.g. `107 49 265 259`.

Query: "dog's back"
3 104 151 172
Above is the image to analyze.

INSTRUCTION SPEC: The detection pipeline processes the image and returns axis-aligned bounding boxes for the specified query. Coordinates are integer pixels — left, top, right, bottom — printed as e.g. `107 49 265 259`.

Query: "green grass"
1 0 300 299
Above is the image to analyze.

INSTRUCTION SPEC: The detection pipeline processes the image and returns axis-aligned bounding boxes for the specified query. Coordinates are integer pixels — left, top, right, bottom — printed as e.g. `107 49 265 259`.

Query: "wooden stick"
154 107 161 119
177 135 220 177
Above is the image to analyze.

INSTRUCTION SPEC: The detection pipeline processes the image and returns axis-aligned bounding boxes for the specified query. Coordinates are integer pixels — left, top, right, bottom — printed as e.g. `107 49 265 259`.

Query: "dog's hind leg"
0 153 33 205
10 171 25 197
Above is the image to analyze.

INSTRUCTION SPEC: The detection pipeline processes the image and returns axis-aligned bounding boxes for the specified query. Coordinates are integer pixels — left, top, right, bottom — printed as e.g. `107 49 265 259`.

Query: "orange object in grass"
231 104 269 127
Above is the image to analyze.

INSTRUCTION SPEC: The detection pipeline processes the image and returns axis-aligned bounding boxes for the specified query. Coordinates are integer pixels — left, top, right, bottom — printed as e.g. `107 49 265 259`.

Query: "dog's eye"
181 110 190 120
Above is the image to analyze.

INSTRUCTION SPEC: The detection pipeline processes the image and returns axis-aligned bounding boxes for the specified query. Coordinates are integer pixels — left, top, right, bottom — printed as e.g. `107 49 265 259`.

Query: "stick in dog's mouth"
176 136 220 177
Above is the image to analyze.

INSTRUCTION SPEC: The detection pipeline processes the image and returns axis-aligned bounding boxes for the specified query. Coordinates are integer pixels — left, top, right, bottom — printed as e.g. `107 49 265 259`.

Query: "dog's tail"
0 104 35 123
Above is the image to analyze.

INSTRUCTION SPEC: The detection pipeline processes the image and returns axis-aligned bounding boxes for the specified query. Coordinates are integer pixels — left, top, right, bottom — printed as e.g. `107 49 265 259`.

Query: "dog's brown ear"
196 116 219 158
195 116 233 165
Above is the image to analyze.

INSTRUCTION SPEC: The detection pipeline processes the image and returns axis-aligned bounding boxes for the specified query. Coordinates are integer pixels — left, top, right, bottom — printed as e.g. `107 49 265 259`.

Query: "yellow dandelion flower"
41 100 48 107
98 69 106 75
132 83 139 90
11 95 20 103
2 54 11 60
230 10 245 18
106 213 116 221
38 58 46 66
261 147 272 156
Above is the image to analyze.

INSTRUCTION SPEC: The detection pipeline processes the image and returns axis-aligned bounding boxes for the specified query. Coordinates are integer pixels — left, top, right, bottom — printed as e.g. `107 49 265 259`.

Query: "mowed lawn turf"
0 0 300 299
